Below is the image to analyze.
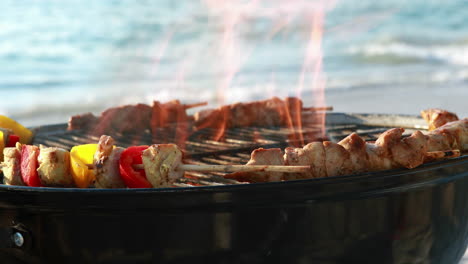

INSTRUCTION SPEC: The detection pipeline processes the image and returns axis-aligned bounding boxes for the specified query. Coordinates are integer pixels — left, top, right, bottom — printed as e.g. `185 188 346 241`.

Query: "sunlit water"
0 0 467 126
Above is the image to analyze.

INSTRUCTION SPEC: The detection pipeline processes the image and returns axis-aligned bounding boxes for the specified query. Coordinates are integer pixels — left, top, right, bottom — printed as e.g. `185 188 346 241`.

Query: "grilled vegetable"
20 145 42 187
7 134 20 148
119 146 152 188
0 115 33 144
0 116 33 161
0 130 7 161
70 144 98 188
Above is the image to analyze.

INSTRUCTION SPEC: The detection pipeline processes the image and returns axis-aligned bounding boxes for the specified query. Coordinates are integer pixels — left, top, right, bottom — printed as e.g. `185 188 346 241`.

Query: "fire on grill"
0 98 466 189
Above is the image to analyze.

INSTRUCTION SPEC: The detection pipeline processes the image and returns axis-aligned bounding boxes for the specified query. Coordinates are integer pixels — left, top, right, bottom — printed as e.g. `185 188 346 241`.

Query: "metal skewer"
86 163 311 173
83 149 460 172
1 149 460 174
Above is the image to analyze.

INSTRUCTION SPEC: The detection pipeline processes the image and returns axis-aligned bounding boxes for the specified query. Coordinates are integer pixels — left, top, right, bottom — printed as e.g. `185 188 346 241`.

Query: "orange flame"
149 31 174 78
142 1 334 146
193 106 229 142
151 100 190 149
202 1 330 145
297 7 327 141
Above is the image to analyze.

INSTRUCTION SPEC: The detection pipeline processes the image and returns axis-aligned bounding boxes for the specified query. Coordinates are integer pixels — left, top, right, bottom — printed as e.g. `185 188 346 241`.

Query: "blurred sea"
0 0 467 126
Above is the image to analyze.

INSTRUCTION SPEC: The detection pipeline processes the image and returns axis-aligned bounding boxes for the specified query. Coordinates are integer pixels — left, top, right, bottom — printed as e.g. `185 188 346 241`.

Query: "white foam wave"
348 42 468 66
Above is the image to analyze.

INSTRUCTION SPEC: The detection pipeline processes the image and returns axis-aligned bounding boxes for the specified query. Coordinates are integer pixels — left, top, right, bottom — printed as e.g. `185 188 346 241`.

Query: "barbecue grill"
1 112 468 264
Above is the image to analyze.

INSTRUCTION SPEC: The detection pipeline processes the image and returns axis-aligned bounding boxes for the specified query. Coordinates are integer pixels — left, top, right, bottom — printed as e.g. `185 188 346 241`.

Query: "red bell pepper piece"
7 135 20 148
20 145 42 187
119 146 152 188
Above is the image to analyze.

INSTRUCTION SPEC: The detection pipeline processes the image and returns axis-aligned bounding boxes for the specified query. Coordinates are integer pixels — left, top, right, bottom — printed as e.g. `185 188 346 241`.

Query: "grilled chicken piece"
95 104 152 135
284 142 326 179
226 148 285 182
194 97 303 130
68 104 152 135
228 102 260 128
391 131 427 169
421 108 458 131
429 118 468 151
367 128 404 171
193 97 309 143
142 144 184 187
370 128 428 169
37 145 74 187
229 97 288 128
2 143 24 186
245 148 285 182
226 117 468 183
426 132 455 152
323 141 354 177
67 112 99 131
338 133 369 174
93 135 126 188
68 101 202 139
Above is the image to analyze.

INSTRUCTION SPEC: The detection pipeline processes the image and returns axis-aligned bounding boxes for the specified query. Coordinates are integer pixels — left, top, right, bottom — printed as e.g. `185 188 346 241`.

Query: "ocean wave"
348 41 468 66
325 68 468 91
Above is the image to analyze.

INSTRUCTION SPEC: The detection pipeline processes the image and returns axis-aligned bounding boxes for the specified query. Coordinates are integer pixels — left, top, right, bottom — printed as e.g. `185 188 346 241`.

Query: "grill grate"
31 112 430 187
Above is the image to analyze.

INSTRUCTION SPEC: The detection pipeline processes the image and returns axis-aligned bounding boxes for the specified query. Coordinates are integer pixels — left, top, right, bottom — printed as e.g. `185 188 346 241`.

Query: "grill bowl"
0 113 467 264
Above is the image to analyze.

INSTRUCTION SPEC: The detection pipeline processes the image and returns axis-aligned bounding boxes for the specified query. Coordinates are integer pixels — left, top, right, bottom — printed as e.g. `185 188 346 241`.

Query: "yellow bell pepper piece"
0 131 4 161
0 115 33 144
70 144 98 188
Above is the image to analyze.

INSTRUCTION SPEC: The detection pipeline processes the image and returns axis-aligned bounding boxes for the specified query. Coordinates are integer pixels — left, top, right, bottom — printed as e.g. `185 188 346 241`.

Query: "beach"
326 83 468 119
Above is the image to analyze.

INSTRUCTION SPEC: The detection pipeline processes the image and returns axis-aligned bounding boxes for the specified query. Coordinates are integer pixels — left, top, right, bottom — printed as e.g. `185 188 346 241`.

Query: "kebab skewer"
2 110 466 188
2 122 462 188
1 136 311 188
227 117 466 182
67 97 331 134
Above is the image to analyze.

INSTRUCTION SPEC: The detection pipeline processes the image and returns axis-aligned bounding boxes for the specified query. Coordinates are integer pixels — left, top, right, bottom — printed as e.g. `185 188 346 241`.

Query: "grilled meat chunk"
229 117 468 183
429 118 468 151
323 141 354 177
142 144 184 187
338 133 369 174
284 142 326 179
37 145 74 187
425 132 455 152
391 131 427 169
2 143 24 186
367 128 404 171
68 104 152 135
67 100 204 147
369 128 428 170
93 135 126 188
194 97 303 130
94 104 152 135
67 112 99 131
421 108 458 131
226 148 285 182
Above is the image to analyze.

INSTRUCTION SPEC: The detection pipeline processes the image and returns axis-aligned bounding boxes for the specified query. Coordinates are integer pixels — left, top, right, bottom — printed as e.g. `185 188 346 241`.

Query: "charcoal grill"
1 112 468 264
31 112 430 187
